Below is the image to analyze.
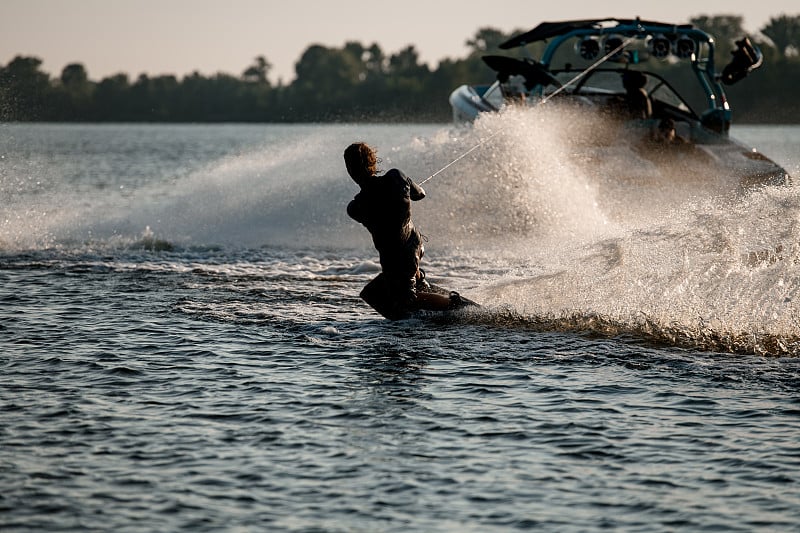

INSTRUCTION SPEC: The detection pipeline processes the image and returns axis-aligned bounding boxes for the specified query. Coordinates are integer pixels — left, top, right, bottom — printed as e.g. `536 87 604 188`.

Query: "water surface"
1 121 799 531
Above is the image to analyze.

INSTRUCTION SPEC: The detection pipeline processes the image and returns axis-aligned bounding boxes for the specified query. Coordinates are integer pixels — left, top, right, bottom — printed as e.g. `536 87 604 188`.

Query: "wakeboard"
359 273 479 320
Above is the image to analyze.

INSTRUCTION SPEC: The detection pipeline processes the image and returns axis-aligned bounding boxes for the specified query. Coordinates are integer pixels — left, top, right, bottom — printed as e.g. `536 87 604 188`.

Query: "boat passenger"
501 74 529 105
636 117 712 164
651 117 689 145
620 71 652 120
344 142 455 318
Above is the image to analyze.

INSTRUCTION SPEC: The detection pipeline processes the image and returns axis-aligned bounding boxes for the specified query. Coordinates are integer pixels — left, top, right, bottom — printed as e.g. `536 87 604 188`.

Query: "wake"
2 117 798 355
419 106 800 356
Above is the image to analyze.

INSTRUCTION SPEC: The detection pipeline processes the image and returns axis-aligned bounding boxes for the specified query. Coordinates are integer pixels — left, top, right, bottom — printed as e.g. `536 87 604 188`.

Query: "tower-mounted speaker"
674 37 696 59
603 35 626 60
648 34 671 59
576 37 600 60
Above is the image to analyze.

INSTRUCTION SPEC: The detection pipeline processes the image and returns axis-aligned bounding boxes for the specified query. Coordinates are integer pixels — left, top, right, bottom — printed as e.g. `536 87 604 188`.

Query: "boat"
449 18 790 187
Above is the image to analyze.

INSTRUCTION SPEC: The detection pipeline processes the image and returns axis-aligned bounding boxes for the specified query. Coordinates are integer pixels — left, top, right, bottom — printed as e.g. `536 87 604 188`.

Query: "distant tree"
149 75 179 120
290 44 365 119
125 73 182 121
364 43 387 78
690 15 746 59
0 55 51 120
1 15 796 124
242 55 272 85
350 43 388 114
761 14 800 57
128 74 154 119
441 27 534 91
380 46 428 116
60 63 89 86
204 73 252 121
466 27 512 56
342 41 373 84
92 73 131 120
387 45 427 76
294 44 364 88
55 63 94 120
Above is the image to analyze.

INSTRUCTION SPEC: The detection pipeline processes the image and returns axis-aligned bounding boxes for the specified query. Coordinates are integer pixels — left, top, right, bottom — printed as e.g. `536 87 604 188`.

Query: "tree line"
1 14 798 123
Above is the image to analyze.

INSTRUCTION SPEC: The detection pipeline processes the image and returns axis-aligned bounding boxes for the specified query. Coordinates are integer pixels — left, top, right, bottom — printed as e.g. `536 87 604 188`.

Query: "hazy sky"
2 0 796 83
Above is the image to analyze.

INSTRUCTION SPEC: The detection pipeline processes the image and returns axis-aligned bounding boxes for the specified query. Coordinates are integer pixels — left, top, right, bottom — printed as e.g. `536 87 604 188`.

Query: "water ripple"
2 248 800 532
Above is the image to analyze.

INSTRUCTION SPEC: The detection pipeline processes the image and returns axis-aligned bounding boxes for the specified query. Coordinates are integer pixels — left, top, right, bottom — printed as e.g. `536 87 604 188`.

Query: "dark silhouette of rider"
344 142 454 319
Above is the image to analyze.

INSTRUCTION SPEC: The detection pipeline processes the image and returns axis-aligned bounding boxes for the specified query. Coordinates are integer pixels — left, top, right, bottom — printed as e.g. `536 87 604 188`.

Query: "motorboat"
449 18 790 187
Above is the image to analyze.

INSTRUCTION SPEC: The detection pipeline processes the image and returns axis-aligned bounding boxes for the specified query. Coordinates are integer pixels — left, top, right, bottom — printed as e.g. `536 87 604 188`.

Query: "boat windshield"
541 33 713 116
480 82 506 110
550 69 695 117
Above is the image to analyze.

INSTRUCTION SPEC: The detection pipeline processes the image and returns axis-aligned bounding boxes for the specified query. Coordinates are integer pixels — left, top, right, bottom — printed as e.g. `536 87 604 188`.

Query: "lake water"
2 118 800 531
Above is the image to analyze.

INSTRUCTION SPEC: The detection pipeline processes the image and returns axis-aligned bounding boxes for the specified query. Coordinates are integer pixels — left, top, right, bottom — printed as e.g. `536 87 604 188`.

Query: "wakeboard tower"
359 273 479 320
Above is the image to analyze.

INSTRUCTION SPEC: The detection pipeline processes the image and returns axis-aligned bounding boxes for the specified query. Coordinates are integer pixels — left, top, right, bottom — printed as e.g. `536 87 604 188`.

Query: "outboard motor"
721 37 763 85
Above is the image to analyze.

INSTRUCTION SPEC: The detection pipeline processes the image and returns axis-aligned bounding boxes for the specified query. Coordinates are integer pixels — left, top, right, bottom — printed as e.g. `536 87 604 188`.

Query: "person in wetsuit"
344 142 454 319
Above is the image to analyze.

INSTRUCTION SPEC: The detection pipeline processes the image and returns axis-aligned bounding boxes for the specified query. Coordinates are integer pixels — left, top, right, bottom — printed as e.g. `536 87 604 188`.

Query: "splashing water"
1 121 799 354
422 107 800 355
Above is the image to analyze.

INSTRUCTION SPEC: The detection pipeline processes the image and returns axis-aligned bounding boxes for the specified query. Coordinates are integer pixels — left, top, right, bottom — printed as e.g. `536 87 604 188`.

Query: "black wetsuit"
347 168 426 310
